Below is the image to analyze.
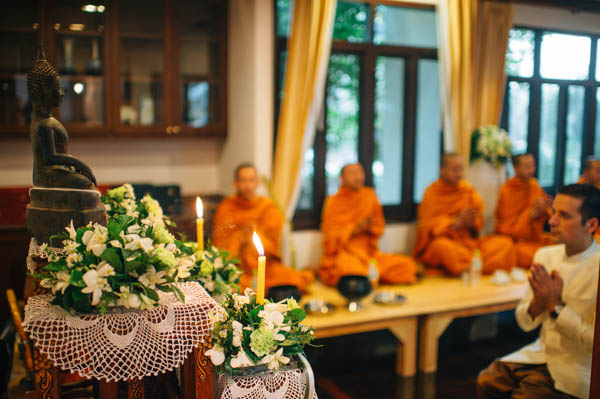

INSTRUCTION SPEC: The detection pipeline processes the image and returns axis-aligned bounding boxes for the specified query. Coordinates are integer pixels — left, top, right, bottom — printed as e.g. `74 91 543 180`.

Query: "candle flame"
196 196 203 218
252 231 264 256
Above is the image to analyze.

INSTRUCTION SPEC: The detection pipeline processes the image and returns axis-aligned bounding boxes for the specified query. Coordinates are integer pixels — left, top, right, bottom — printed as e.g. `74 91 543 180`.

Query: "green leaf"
69 269 86 287
100 247 123 272
143 287 159 302
125 260 143 273
289 308 306 322
48 232 67 247
76 228 87 244
170 285 185 303
44 259 67 271
71 289 91 313
108 219 123 239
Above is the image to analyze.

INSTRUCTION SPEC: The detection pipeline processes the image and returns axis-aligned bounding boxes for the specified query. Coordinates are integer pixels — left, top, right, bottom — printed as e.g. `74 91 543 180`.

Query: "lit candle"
196 196 204 253
252 231 266 304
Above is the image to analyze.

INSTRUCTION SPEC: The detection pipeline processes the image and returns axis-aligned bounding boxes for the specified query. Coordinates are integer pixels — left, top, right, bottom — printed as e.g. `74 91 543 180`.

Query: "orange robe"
318 186 416 286
213 195 314 292
414 179 495 275
481 177 552 272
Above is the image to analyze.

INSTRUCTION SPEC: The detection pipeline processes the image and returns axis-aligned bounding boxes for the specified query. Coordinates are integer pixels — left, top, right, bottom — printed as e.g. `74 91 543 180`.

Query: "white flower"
63 239 80 254
40 278 54 289
262 348 290 370
65 220 77 241
81 224 108 257
232 320 243 347
230 350 253 368
119 286 141 309
124 234 154 253
219 329 228 338
81 268 112 306
214 257 223 270
127 224 141 234
138 266 167 289
175 256 194 280
232 293 250 311
139 293 154 310
204 281 215 292
166 242 177 253
66 252 82 267
205 346 225 366
39 242 48 252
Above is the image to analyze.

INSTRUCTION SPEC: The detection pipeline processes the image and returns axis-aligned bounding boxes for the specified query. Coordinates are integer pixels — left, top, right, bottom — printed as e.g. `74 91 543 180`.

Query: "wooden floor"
307 311 538 399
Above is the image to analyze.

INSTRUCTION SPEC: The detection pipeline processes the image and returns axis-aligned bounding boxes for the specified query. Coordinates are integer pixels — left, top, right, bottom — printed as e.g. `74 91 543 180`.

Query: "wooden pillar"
98 381 118 398
388 317 418 377
418 314 453 374
181 341 214 399
32 344 60 399
127 379 144 399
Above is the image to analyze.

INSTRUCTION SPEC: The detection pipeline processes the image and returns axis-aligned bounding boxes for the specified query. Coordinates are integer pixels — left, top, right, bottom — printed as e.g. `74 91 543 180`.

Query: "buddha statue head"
27 44 63 113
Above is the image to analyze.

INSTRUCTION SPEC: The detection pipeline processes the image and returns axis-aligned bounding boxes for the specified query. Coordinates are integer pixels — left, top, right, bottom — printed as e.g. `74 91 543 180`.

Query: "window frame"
501 25 599 194
275 1 439 230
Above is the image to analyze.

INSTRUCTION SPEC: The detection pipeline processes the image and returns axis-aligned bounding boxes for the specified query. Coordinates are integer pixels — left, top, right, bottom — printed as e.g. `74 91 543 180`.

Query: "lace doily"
218 369 317 399
27 237 64 273
23 282 224 382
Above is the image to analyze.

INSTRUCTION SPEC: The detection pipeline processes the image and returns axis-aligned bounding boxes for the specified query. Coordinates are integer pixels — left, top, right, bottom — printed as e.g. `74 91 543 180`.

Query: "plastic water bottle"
470 249 482 285
367 258 380 287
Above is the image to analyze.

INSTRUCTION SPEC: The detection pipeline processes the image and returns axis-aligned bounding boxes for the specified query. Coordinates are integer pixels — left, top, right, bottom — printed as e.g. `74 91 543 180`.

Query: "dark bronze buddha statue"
27 44 97 189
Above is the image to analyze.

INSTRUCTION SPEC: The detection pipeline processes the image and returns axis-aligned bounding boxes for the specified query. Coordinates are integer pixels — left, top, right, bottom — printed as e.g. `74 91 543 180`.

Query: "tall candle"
196 196 204 253
252 231 266 304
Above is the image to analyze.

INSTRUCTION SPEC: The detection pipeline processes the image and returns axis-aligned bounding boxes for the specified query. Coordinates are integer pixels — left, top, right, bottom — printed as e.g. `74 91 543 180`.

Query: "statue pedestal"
26 187 107 245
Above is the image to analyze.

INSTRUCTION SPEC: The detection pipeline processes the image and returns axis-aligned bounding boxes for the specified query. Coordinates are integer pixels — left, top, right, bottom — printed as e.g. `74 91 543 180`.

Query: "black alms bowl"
266 285 302 303
337 275 372 302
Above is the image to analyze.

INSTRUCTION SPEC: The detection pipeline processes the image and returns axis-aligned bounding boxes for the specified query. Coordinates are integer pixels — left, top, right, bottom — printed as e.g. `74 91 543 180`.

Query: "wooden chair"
6 289 96 398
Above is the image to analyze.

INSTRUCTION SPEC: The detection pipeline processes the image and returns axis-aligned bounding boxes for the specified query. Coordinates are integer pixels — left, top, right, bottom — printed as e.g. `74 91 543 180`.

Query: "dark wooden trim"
359 51 375 187
402 55 418 211
486 0 600 14
555 84 568 188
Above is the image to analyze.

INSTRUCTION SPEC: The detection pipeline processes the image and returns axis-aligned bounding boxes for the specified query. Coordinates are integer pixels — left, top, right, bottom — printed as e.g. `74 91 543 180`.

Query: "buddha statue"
27 44 97 189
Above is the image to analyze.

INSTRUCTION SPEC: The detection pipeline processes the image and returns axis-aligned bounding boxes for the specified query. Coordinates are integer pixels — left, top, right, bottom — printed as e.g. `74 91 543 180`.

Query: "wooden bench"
301 276 527 376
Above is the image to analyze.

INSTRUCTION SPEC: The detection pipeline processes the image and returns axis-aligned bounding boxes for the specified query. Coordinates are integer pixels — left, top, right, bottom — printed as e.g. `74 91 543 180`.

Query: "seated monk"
413 153 499 275
480 153 553 273
318 163 416 286
577 156 600 189
212 163 314 292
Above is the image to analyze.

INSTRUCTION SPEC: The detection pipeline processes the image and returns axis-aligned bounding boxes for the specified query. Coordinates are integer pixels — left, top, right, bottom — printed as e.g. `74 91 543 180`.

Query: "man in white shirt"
477 184 600 399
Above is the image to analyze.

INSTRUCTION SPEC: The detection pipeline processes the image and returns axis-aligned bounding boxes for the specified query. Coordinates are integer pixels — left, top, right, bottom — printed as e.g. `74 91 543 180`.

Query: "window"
276 1 440 229
502 27 600 192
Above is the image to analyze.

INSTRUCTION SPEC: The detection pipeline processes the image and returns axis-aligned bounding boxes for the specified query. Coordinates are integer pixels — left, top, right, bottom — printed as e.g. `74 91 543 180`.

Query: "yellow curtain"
271 0 337 219
439 0 512 165
474 2 514 128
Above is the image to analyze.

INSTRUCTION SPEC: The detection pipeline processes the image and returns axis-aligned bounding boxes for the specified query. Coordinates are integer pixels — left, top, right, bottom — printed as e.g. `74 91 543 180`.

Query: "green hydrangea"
249 328 275 357
154 246 176 268
200 260 214 276
154 224 174 244
108 186 128 201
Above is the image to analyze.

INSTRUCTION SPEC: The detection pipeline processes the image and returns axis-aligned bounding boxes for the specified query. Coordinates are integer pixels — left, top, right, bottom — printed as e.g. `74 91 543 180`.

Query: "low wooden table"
301 276 527 376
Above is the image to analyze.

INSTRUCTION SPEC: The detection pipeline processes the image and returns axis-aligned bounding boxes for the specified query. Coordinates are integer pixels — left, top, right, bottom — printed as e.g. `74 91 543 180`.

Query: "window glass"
373 5 437 48
414 59 441 203
540 33 591 80
505 29 535 78
374 57 405 205
325 54 360 195
333 2 370 43
508 81 530 154
539 84 560 187
564 86 585 185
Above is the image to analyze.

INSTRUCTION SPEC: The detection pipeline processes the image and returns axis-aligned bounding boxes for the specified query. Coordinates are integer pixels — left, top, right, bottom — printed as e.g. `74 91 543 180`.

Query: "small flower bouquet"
189 243 241 298
470 125 513 168
204 289 315 376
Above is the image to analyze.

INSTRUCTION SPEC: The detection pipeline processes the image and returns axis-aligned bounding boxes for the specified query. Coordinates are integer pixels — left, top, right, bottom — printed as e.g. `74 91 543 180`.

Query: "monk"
577 156 600 189
318 163 416 286
212 163 314 292
414 153 492 275
480 154 553 273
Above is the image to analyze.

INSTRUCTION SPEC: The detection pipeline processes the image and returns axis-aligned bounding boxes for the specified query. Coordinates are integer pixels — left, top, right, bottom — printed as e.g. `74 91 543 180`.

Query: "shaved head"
233 163 259 200
439 153 463 186
512 153 536 180
340 163 365 191
582 157 600 187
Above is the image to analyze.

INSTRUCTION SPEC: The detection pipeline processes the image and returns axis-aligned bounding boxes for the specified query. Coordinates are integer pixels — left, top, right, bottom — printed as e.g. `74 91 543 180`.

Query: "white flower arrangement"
188 243 242 298
470 125 513 168
205 289 315 375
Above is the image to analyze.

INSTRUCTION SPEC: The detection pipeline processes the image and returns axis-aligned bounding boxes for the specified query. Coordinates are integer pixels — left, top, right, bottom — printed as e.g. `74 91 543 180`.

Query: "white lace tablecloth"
218 368 317 399
23 282 224 382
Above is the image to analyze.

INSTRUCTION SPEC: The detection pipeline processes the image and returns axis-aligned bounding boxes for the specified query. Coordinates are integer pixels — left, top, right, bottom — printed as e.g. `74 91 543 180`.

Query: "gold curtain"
474 2 514 128
271 0 337 218
439 0 512 164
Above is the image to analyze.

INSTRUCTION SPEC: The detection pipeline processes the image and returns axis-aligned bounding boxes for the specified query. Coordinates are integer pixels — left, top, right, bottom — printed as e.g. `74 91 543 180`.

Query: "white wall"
0 138 222 194
219 0 274 196
513 4 600 34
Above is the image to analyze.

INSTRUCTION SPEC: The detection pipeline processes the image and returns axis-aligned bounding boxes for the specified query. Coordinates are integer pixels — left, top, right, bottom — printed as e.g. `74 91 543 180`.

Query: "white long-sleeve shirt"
501 241 599 399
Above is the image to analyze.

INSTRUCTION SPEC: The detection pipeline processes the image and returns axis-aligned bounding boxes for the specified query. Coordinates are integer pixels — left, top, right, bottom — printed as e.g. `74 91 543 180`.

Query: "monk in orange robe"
480 154 553 273
318 163 416 286
413 153 498 275
577 157 600 189
213 163 314 292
